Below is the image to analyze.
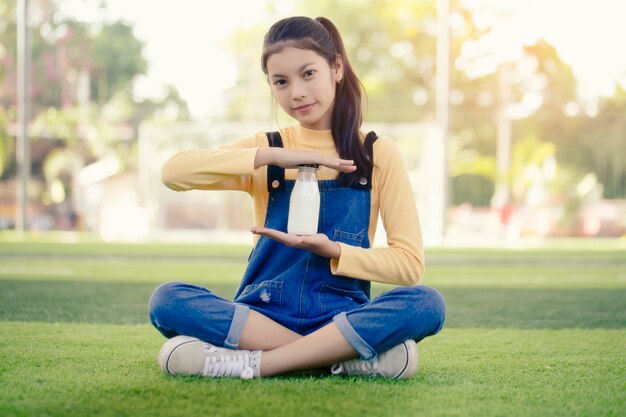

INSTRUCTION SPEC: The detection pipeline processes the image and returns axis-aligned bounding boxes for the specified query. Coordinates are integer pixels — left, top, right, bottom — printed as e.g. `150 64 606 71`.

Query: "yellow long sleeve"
161 124 425 286
330 137 425 285
161 136 259 193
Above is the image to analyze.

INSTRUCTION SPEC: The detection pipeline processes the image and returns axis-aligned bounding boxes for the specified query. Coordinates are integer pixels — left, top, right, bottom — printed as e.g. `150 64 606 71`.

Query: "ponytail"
262 16 372 187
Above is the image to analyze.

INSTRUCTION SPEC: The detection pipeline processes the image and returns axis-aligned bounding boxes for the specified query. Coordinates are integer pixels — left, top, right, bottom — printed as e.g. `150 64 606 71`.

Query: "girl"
149 16 446 380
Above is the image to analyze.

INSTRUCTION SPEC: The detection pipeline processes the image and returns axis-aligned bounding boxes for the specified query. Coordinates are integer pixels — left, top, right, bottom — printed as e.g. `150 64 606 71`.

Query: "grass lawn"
0 238 624 417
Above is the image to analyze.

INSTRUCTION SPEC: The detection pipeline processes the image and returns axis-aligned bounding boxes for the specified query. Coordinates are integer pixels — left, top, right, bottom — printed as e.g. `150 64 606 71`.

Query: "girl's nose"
291 81 307 100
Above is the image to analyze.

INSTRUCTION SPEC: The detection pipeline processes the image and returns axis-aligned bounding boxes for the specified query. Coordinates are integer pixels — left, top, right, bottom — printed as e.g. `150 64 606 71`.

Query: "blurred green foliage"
0 0 191 206
0 107 12 177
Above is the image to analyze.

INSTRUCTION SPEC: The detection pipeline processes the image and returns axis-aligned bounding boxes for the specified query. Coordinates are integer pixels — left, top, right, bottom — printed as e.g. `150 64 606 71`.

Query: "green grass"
1 238 625 417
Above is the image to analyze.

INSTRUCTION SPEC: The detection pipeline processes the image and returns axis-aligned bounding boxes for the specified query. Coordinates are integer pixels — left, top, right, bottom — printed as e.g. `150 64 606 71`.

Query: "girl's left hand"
250 227 341 259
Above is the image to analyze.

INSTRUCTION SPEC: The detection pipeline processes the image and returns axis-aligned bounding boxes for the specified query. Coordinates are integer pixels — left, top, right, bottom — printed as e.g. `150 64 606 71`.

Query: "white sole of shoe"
158 335 201 375
395 340 419 379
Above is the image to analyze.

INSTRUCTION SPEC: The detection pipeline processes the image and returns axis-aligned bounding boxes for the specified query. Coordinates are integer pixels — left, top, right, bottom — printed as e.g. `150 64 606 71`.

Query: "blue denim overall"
149 132 446 360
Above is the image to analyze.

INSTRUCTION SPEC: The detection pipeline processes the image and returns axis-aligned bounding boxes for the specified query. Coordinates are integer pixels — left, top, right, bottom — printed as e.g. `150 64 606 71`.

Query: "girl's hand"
254 148 356 173
251 227 341 259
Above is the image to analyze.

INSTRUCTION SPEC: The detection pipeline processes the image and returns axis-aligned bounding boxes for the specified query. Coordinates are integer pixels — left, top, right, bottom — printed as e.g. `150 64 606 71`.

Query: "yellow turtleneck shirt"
161 124 425 286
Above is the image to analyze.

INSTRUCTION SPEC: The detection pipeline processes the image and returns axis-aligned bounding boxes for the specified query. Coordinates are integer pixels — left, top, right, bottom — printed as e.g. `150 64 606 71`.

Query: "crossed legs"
149 282 446 378
239 309 358 376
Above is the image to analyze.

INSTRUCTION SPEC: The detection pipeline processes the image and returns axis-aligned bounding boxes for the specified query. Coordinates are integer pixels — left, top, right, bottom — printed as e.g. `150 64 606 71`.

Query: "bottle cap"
297 164 320 168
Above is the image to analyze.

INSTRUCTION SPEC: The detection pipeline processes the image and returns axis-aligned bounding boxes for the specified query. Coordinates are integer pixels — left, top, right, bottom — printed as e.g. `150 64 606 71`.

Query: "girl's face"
266 46 343 130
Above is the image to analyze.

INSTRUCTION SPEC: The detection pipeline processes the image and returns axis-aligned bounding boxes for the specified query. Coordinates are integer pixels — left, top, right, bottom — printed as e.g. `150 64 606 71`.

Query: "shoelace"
332 357 379 375
201 348 254 379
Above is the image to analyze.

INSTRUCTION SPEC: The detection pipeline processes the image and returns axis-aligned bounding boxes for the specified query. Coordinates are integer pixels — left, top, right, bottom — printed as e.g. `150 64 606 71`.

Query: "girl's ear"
333 53 344 83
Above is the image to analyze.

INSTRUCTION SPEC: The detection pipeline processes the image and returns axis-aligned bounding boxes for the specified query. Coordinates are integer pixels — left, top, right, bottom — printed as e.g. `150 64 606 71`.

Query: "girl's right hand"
254 147 356 173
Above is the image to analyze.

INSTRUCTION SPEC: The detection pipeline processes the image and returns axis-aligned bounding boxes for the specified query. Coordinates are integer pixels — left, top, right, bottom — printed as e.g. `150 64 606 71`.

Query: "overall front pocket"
332 229 366 247
318 284 369 314
237 280 284 314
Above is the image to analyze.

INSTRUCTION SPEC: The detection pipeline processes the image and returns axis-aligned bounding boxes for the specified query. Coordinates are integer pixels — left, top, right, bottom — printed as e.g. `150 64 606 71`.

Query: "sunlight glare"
464 0 626 100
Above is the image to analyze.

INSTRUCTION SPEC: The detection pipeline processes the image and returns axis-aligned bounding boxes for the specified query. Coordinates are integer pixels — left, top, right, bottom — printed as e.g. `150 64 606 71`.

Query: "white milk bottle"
287 164 320 235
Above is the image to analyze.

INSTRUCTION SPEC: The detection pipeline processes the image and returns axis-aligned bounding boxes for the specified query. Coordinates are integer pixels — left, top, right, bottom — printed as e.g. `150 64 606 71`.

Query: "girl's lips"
294 103 314 112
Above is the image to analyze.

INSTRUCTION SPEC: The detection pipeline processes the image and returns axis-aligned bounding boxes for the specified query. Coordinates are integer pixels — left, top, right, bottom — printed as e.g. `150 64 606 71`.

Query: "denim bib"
233 131 378 334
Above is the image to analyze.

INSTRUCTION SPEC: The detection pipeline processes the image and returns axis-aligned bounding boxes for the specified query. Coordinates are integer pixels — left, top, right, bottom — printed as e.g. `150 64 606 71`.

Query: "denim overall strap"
266 131 285 192
346 130 378 191
233 131 376 334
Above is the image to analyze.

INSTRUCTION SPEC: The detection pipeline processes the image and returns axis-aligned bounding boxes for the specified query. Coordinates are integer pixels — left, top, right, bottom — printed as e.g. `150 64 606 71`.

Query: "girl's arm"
162 137 357 193
161 136 259 193
254 147 355 172
330 137 425 286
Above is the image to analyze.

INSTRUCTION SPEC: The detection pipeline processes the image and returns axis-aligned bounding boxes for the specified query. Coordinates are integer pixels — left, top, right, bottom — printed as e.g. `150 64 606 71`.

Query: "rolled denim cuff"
224 303 250 350
333 311 377 360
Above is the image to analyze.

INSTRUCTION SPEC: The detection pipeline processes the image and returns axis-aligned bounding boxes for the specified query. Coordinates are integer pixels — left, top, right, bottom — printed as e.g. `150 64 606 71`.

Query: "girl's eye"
304 70 316 78
274 79 287 87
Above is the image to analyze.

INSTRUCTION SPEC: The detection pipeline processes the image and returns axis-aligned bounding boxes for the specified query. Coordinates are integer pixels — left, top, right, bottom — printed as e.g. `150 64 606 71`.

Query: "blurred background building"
1 0 624 245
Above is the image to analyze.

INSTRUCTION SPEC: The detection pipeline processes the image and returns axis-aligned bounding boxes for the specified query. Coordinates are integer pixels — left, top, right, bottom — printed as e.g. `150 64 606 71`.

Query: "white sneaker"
331 340 418 379
158 335 262 379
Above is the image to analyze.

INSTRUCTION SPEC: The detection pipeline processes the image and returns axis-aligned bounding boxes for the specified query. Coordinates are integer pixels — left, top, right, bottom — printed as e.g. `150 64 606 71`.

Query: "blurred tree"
0 107 12 178
0 0 17 102
0 0 148 114
90 21 147 105
445 2 624 202
585 87 626 199
526 85 626 199
0 0 191 228
507 134 602 235
216 23 268 122
0 0 190 152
